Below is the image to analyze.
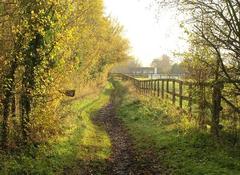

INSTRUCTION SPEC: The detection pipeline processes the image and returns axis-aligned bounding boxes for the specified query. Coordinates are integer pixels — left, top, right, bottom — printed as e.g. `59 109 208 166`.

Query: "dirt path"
93 102 165 175
94 103 136 174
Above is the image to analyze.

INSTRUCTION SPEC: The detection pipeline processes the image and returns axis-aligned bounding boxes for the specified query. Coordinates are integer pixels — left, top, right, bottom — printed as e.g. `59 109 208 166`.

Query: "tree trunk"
20 32 42 144
21 92 31 143
198 84 206 129
211 82 223 138
1 61 17 149
2 97 10 149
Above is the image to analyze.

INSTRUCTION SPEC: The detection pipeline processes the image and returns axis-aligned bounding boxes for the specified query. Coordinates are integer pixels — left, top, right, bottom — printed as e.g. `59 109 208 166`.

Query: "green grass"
115 80 240 175
0 83 113 175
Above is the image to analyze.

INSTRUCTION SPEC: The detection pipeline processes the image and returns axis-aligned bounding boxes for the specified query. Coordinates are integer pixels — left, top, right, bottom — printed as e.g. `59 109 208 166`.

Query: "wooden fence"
111 73 240 121
114 73 194 112
126 73 184 80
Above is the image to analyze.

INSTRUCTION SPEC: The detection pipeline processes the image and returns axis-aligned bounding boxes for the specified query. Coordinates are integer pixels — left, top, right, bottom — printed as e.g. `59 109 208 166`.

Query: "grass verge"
0 83 113 175
115 80 240 175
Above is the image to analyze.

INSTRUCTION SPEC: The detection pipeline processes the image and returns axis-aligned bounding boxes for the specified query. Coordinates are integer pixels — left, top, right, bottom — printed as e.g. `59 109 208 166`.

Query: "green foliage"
180 34 216 82
170 63 184 74
0 83 113 174
116 81 240 175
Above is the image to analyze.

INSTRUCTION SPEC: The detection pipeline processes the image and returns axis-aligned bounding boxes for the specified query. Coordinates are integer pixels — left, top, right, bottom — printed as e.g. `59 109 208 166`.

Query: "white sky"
104 0 188 66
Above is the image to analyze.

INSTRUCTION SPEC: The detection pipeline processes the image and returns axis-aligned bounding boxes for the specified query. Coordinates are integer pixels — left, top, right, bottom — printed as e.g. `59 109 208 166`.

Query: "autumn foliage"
0 0 130 149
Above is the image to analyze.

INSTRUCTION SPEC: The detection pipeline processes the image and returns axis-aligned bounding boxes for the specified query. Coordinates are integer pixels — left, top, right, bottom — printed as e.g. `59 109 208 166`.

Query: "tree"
153 0 240 139
0 0 130 149
0 0 18 148
181 34 217 129
111 58 141 74
170 63 184 74
151 54 172 73
153 0 240 89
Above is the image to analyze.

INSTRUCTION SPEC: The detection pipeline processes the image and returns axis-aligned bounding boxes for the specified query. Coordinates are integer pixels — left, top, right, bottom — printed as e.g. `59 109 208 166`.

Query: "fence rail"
125 73 185 79
111 73 240 118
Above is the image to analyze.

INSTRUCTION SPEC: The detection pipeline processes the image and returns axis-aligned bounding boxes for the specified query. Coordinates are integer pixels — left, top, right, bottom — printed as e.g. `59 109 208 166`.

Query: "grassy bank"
0 83 113 175
115 80 240 175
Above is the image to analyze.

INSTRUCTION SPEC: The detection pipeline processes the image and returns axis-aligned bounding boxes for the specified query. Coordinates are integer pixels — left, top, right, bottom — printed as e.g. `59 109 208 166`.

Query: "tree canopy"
0 0 130 148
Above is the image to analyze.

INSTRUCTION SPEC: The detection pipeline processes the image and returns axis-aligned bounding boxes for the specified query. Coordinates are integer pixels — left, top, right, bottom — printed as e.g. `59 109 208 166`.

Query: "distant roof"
130 67 156 73
132 67 155 70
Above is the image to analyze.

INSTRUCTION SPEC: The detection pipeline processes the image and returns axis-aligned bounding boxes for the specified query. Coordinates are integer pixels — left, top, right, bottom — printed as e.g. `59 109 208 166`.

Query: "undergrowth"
115 80 240 175
0 83 113 175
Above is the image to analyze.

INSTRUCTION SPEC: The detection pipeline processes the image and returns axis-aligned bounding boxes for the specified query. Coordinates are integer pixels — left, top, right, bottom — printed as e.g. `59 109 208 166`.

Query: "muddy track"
93 101 165 175
94 103 136 175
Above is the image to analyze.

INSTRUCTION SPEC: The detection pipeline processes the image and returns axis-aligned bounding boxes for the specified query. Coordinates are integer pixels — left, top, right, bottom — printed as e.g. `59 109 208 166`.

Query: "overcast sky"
104 0 188 66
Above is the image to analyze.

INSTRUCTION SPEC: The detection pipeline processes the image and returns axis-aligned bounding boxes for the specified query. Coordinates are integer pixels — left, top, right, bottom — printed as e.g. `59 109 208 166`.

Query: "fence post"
145 81 147 95
144 81 146 94
152 80 154 96
153 80 156 96
149 81 151 95
138 81 141 93
137 80 139 92
162 80 165 99
154 80 156 96
172 80 176 104
166 79 169 99
188 83 193 113
150 80 151 95
146 81 149 95
179 81 183 108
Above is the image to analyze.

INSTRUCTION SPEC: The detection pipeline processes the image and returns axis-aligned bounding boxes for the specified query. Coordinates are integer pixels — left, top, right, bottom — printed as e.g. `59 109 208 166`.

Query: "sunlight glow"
104 0 188 66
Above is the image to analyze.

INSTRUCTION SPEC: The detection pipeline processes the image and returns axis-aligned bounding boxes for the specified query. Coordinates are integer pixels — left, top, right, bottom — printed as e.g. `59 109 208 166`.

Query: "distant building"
130 67 157 74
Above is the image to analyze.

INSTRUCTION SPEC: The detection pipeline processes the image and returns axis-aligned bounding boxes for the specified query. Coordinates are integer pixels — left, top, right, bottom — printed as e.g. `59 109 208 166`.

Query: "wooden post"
142 81 144 94
138 80 140 93
157 80 160 97
162 80 165 99
151 80 154 95
150 80 153 95
172 80 176 104
153 80 157 96
139 81 141 93
150 80 152 95
152 80 154 96
153 80 156 96
144 81 146 94
166 80 169 99
147 81 149 95
143 81 145 94
136 80 139 92
179 81 183 108
145 81 147 95
188 83 193 113
155 80 158 96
